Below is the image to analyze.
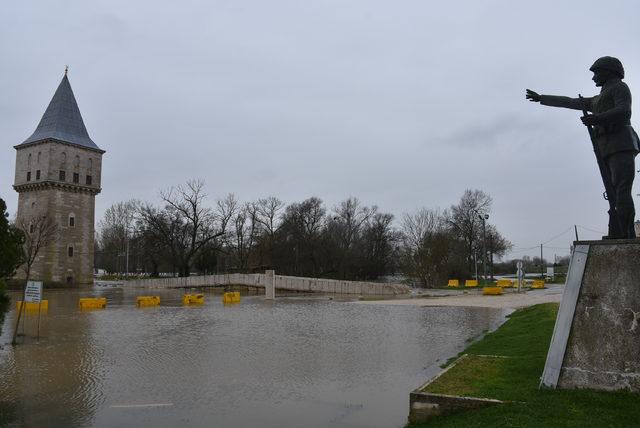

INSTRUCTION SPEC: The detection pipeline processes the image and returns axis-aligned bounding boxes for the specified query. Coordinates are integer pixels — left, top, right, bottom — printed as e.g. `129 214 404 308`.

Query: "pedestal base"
541 240 640 391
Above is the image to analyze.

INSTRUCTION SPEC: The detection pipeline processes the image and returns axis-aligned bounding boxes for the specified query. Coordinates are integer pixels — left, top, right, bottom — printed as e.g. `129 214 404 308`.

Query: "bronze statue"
527 56 639 239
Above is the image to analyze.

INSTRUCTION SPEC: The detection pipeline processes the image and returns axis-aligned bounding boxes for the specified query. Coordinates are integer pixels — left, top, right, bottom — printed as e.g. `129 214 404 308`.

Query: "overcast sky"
2 0 640 260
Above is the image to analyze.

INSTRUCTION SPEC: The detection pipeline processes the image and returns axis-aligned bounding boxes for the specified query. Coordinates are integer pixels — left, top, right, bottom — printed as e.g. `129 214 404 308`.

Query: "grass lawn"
409 303 640 427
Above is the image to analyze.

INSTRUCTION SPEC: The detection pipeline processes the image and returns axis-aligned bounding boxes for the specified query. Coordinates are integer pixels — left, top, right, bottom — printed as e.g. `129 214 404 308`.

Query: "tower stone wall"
12 74 104 286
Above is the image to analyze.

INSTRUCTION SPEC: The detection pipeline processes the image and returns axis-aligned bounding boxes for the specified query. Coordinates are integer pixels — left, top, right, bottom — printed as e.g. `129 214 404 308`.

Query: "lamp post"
478 213 489 284
474 251 478 281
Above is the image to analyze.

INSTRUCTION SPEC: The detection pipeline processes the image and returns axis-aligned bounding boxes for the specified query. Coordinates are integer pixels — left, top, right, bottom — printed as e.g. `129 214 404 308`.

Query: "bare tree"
449 189 492 271
359 212 399 279
330 197 377 278
332 197 377 250
98 200 140 274
400 208 462 287
254 196 284 268
139 180 236 276
401 208 442 253
231 203 260 271
18 214 58 282
486 225 513 279
279 197 326 276
13 213 57 345
255 196 284 237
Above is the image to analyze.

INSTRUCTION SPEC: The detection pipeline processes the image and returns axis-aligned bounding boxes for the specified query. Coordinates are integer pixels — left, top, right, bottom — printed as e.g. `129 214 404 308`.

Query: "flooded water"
0 288 508 427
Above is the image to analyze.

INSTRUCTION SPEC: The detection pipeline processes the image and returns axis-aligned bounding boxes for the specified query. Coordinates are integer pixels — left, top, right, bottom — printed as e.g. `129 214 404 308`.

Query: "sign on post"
24 281 43 303
516 261 524 292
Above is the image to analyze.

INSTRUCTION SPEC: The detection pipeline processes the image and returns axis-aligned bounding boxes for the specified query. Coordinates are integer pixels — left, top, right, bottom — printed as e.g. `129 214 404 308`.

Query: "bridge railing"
125 272 410 295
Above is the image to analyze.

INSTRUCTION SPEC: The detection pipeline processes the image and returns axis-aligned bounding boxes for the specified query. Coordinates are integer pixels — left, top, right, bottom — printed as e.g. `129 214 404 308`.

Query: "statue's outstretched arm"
526 89 593 111
540 95 593 111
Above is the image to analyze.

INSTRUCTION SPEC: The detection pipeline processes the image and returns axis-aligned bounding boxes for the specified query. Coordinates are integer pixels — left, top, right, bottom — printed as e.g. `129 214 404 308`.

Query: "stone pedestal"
541 240 640 391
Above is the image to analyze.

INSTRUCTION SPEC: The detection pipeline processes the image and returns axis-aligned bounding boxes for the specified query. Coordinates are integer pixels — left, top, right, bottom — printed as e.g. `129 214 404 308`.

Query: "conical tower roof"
18 73 102 151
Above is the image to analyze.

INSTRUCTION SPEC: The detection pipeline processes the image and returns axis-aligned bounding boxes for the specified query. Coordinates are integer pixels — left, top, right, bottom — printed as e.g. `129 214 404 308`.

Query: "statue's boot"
616 206 636 239
605 209 622 239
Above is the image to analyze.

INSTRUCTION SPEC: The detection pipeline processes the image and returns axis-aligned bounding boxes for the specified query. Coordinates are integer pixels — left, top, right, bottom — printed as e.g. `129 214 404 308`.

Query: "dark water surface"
0 288 508 427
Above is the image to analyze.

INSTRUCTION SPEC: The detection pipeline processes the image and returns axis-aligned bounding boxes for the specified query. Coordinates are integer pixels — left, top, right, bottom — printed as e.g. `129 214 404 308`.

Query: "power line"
576 224 606 235
507 226 575 259
541 225 574 245
510 245 539 251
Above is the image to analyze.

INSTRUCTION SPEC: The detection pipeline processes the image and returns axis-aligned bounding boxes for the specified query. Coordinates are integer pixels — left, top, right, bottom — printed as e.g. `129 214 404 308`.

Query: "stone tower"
13 72 104 285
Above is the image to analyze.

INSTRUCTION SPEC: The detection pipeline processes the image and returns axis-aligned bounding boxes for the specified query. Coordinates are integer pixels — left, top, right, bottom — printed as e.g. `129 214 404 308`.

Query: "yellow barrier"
447 279 459 287
222 292 241 304
183 294 205 305
79 297 107 309
16 300 48 312
136 296 160 307
483 287 504 295
496 279 514 288
532 280 546 289
464 279 479 288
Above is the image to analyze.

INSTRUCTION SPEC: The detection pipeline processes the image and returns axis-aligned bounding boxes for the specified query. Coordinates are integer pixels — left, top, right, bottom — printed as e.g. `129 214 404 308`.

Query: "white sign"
24 281 43 303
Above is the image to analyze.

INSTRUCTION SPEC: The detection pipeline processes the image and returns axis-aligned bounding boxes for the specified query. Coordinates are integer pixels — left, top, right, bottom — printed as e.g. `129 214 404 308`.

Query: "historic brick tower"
13 72 104 285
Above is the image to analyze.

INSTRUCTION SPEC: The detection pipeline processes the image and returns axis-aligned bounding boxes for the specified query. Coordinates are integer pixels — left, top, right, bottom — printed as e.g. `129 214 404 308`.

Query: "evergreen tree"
0 198 25 307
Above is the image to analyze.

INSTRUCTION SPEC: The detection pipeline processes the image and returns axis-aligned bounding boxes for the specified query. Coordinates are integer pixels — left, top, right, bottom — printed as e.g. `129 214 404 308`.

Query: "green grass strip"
410 303 640 427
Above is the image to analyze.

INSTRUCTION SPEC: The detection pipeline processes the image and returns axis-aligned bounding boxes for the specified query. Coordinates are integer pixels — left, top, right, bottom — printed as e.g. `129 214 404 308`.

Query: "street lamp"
477 213 489 284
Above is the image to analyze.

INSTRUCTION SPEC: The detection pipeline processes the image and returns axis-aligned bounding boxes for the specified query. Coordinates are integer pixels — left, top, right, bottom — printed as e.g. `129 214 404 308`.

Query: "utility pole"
540 244 544 278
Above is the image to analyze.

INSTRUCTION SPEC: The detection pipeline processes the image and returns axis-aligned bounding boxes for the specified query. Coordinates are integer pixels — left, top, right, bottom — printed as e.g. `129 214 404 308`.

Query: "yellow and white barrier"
447 279 459 287
183 294 205 305
464 280 479 288
222 292 241 304
136 296 160 307
482 287 503 295
16 300 48 312
496 279 514 288
531 280 546 289
79 297 107 309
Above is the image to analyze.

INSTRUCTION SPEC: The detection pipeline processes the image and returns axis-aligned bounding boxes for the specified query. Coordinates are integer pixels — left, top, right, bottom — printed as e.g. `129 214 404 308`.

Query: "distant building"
635 221 640 238
13 72 105 285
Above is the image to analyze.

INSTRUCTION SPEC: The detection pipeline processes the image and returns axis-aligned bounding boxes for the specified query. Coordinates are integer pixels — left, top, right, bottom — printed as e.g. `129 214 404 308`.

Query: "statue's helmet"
589 56 624 78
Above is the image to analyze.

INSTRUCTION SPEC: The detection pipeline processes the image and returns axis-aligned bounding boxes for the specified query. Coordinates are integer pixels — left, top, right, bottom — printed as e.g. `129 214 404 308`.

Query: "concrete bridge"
126 272 410 296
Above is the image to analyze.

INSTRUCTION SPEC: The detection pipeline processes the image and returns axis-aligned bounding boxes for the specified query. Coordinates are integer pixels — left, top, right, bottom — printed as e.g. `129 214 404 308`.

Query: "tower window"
37 152 41 164
26 171 31 181
69 215 75 227
29 223 34 233
86 175 92 185
68 246 74 257
36 170 41 180
59 170 66 181
73 173 79 183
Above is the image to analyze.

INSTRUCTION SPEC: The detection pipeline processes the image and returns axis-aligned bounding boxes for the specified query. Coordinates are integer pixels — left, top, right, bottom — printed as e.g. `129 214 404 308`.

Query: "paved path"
356 284 564 310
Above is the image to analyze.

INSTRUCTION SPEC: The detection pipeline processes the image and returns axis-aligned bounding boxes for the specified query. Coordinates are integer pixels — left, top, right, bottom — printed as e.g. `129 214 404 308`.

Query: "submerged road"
356 284 564 309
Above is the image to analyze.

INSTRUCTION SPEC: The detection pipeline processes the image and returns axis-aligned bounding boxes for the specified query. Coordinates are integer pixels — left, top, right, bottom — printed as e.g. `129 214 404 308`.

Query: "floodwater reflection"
0 288 508 427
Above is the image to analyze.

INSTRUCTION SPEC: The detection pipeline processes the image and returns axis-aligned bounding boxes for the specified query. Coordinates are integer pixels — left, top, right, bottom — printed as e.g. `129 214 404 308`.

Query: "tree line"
95 180 512 287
